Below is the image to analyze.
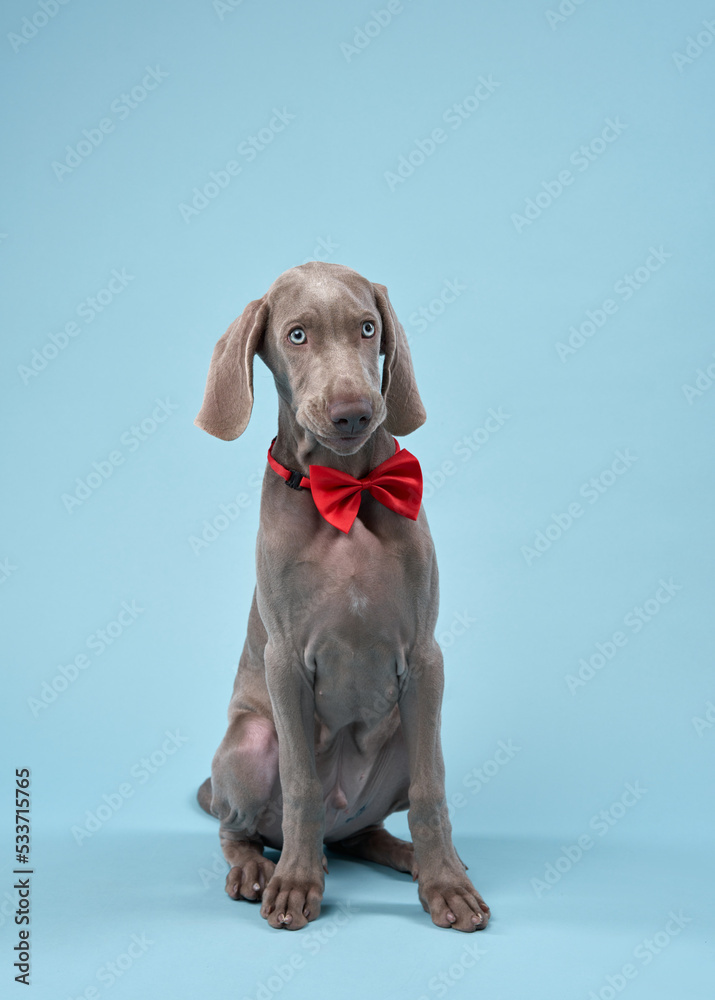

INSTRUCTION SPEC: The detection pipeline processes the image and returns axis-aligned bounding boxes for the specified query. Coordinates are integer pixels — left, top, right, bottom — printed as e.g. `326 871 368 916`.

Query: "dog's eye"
362 321 376 338
288 328 307 345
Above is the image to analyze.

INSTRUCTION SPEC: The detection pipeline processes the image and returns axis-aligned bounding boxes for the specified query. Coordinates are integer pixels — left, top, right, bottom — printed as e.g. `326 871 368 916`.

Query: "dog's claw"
419 872 491 932
260 871 324 929
224 856 276 902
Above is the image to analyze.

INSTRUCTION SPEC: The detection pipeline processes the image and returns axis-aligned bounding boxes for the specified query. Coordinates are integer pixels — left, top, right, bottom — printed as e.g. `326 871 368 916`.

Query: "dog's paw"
418 873 490 932
225 856 276 901
260 870 324 930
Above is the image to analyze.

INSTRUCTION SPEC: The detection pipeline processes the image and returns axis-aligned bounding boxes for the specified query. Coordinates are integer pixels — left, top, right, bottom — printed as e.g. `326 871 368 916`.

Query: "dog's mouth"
297 398 386 456
314 429 371 455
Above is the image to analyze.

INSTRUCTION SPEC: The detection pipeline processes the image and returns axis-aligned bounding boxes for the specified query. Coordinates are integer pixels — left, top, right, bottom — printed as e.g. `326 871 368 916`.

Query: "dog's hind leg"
207 711 281 901
196 776 213 814
329 823 415 874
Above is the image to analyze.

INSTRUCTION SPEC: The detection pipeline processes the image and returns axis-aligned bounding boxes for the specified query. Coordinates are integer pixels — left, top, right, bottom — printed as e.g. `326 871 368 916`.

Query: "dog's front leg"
399 643 491 932
260 641 325 930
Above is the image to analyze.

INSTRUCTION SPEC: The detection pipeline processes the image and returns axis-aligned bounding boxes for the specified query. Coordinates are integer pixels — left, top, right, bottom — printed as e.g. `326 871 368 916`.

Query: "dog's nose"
328 399 373 436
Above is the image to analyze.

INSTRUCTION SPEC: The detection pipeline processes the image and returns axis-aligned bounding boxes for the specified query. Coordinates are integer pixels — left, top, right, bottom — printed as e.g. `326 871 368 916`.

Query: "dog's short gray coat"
196 262 490 931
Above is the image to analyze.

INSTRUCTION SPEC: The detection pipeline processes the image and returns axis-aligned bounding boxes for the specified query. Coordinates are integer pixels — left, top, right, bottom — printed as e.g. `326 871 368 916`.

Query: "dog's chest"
310 639 405 734
297 530 413 730
259 513 429 730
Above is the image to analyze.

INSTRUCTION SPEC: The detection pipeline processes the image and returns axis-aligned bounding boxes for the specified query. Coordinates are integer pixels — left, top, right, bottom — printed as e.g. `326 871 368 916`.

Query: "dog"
195 262 490 932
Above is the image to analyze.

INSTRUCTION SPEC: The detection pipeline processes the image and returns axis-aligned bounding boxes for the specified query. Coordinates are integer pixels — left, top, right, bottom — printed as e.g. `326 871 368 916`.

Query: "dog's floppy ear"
373 283 427 436
195 298 268 441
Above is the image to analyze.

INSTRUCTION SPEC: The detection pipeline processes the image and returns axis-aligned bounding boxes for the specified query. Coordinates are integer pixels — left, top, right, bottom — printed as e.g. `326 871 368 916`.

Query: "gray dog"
195 262 490 932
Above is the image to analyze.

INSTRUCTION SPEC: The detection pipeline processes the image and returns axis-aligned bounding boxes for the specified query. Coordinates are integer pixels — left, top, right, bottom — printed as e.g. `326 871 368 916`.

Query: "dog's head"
195 262 426 454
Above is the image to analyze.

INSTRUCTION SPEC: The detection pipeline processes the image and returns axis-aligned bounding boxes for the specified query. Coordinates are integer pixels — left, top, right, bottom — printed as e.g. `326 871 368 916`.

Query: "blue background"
2 0 713 996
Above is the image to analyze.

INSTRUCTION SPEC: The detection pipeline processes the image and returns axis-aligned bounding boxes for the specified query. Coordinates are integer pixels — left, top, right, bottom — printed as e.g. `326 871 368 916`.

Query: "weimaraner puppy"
195 262 490 932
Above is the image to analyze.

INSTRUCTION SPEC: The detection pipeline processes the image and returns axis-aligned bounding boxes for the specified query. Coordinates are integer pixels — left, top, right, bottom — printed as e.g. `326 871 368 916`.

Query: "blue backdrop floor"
20 817 713 1000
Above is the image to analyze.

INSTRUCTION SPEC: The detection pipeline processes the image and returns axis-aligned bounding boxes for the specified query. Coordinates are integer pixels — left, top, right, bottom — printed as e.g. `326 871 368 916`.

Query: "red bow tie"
267 438 423 533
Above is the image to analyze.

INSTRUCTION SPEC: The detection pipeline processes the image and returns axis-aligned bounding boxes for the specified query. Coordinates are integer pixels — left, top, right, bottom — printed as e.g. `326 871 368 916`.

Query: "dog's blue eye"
289 328 307 345
362 321 376 338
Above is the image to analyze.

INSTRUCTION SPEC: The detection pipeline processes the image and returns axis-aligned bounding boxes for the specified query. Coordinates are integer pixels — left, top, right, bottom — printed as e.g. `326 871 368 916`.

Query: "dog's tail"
197 777 214 815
